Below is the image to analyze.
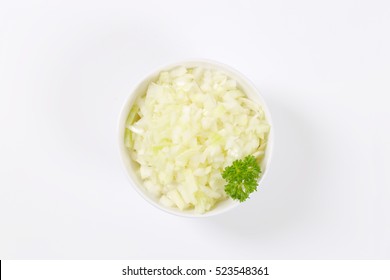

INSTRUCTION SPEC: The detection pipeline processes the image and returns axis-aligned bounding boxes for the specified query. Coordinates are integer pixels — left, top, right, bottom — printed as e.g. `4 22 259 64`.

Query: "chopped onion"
125 66 270 213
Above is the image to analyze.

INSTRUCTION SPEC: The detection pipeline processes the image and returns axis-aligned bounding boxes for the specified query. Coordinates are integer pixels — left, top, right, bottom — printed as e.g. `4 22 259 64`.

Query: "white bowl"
118 59 274 217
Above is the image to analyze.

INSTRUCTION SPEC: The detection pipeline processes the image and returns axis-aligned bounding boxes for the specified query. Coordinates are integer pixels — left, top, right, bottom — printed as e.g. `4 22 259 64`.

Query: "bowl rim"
117 58 274 218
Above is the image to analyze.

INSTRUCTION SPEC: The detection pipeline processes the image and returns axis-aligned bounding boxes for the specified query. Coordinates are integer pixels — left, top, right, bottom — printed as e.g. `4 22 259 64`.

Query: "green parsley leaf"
222 155 261 202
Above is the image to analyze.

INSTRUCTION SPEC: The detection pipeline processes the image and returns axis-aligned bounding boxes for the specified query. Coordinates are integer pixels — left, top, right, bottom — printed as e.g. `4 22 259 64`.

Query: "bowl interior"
118 60 274 217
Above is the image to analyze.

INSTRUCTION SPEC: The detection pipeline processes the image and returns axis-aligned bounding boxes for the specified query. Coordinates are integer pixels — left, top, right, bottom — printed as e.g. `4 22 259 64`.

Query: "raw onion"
125 66 270 213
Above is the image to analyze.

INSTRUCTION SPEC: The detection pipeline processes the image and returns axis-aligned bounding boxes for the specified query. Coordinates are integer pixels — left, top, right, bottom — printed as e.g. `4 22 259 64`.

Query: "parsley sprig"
222 155 261 202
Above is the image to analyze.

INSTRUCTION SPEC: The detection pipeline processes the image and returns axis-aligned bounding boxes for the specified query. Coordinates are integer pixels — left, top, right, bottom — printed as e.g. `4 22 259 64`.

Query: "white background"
0 0 389 259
